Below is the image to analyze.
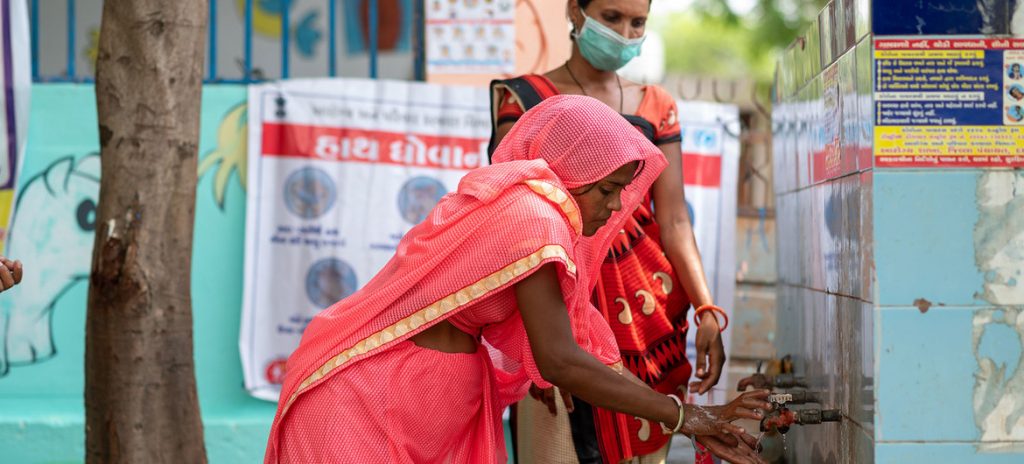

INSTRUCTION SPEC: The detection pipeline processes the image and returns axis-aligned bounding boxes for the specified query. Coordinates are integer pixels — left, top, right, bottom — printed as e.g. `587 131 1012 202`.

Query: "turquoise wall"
874 170 1024 462
0 84 275 463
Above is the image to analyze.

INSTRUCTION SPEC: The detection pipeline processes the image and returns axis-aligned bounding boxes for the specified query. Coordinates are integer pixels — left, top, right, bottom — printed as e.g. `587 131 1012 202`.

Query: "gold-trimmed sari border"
524 179 583 236
280 244 577 415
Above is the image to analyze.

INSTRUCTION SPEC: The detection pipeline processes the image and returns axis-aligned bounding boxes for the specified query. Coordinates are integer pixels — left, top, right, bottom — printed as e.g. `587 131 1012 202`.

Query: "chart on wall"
873 38 1024 168
425 0 516 75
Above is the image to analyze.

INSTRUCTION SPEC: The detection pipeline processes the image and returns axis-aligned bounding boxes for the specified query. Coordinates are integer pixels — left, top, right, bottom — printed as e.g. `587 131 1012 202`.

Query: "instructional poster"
241 78 490 401
873 38 1024 168
426 0 515 74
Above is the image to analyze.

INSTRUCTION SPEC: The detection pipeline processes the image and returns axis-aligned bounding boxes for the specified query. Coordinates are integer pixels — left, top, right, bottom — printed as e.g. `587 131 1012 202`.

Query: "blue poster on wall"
872 0 1024 36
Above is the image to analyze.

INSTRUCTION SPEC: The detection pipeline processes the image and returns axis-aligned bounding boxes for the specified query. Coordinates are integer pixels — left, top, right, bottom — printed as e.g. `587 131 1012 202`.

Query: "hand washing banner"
242 78 490 400
1 0 31 250
677 100 740 407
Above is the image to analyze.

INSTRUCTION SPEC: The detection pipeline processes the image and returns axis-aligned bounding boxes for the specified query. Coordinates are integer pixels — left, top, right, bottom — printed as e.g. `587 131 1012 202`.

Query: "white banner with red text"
241 78 491 400
678 100 740 407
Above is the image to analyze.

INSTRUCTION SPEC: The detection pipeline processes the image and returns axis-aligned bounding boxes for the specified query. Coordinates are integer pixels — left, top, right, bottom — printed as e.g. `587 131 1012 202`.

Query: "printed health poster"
242 78 490 400
874 38 1024 168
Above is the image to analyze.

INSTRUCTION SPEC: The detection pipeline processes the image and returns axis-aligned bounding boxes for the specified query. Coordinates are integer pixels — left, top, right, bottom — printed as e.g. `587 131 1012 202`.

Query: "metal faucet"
760 394 842 434
737 371 808 391
768 390 821 405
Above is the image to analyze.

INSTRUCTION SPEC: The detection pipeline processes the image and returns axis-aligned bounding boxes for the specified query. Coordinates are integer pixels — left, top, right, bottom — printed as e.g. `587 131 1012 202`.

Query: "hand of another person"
690 311 726 394
0 257 23 292
529 384 574 416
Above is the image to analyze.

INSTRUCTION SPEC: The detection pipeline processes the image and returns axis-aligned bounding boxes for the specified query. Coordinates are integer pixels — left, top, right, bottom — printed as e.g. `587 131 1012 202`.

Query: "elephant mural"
0 154 99 376
0 96 249 378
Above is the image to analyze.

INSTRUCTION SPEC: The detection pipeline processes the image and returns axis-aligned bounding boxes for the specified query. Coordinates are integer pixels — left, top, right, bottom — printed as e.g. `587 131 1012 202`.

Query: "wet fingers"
742 396 773 411
732 406 764 421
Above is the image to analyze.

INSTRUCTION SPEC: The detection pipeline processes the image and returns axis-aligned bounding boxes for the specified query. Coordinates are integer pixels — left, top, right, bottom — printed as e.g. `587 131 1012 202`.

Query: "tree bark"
86 1 207 462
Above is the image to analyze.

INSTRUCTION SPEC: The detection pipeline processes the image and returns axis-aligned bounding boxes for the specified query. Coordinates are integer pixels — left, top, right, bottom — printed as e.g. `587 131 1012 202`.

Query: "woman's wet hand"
682 390 772 436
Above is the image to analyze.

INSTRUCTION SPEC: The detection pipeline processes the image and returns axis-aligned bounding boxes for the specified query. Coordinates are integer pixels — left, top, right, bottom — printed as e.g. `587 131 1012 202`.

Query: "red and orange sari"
263 95 668 463
491 75 694 463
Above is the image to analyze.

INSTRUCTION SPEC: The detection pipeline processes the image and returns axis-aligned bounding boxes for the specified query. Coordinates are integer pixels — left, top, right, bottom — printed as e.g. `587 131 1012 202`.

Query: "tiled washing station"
770 0 1024 462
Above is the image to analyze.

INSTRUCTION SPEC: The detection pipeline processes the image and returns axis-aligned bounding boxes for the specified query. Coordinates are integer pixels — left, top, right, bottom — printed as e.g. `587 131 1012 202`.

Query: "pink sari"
264 95 668 463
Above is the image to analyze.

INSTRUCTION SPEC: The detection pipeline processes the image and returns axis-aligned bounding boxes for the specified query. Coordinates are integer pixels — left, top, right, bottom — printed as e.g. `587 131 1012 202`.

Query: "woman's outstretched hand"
682 389 771 435
682 390 771 463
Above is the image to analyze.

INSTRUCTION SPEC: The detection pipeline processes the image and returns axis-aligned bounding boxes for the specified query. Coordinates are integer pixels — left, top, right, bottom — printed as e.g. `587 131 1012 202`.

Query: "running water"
755 430 785 461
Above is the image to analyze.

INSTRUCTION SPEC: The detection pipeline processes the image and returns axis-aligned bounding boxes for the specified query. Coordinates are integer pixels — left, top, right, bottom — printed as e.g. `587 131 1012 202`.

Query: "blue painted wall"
874 169 1024 460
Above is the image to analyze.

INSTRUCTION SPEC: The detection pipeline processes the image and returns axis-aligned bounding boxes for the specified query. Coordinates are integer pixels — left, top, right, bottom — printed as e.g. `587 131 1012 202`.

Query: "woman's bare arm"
515 263 681 426
650 141 713 308
515 264 767 436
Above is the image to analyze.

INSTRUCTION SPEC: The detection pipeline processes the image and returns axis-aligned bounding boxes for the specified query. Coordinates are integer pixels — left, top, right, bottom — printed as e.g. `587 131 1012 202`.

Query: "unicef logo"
305 258 358 308
397 176 447 225
284 167 337 219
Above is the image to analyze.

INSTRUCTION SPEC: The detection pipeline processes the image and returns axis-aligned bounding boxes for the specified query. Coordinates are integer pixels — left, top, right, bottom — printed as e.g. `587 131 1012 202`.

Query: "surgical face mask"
572 12 645 71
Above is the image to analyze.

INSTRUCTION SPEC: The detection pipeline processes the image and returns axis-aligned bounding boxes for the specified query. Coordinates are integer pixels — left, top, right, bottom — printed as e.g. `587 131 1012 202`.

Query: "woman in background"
489 1 731 462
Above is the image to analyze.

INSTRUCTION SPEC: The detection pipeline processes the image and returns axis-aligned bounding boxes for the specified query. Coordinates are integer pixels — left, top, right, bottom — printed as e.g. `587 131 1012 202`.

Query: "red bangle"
694 304 729 332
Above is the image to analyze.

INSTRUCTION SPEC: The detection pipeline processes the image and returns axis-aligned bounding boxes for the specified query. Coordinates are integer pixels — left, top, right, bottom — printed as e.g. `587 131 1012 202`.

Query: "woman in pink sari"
264 96 769 464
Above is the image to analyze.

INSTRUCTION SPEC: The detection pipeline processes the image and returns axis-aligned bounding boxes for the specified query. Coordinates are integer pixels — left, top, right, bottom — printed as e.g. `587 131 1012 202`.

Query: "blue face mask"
573 12 645 71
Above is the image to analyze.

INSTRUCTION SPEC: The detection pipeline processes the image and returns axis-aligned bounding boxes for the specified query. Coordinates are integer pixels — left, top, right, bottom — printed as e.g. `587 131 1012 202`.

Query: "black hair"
577 0 653 9
568 160 646 196
571 0 653 38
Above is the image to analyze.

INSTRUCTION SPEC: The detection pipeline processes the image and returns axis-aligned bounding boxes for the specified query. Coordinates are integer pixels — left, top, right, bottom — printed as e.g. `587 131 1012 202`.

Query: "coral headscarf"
264 95 667 461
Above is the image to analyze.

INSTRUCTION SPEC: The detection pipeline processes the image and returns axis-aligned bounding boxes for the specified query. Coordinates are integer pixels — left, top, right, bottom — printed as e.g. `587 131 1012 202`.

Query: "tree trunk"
86 1 207 462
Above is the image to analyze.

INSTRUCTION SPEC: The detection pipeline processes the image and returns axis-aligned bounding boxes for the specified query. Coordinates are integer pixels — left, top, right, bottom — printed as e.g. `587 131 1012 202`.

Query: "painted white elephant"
0 154 99 375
